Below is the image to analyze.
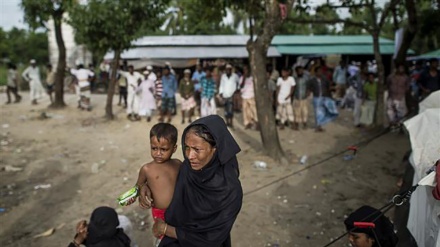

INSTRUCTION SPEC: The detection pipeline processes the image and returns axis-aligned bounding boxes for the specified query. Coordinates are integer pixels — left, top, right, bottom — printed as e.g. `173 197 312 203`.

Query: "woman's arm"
153 219 177 239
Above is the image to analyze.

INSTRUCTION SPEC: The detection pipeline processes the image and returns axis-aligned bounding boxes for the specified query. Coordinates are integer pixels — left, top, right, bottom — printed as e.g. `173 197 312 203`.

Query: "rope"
243 127 390 196
322 185 419 247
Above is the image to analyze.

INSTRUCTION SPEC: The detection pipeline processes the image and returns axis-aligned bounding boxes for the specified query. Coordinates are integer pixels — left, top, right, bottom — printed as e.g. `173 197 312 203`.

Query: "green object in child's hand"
117 186 139 206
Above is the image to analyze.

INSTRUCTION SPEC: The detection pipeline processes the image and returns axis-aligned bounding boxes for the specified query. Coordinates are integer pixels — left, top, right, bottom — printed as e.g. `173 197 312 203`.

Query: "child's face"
150 137 176 163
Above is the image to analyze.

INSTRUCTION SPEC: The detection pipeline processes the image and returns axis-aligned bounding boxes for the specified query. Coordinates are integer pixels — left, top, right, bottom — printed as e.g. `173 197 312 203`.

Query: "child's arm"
135 164 149 188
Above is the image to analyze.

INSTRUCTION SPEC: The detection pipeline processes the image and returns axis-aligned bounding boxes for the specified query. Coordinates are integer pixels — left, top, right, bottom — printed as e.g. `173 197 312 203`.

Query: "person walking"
309 66 338 132
292 66 309 130
117 65 128 108
179 69 196 124
70 64 95 111
360 72 377 126
240 65 258 130
219 64 239 127
5 63 22 104
138 71 156 122
22 59 44 105
386 63 410 128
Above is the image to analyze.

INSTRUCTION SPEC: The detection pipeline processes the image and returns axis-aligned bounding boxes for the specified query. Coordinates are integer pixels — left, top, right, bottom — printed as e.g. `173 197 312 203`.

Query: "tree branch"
378 0 402 28
286 17 370 32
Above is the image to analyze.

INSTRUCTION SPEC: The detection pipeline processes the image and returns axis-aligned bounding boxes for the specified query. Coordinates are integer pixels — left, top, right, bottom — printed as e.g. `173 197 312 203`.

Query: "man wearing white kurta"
22 59 44 105
120 65 143 120
70 65 94 110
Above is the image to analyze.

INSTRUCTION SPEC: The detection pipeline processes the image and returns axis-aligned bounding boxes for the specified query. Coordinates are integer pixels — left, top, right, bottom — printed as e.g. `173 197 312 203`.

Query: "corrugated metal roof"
272 35 394 45
133 35 251 46
419 49 440 58
276 44 398 55
104 46 280 60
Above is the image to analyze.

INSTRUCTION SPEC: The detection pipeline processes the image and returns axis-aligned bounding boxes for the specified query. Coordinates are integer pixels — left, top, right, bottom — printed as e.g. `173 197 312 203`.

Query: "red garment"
152 207 166 221
152 207 167 239
433 163 440 200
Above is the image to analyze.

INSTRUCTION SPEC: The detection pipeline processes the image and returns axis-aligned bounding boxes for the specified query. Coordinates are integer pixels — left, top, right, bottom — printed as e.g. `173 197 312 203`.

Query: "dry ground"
0 92 410 247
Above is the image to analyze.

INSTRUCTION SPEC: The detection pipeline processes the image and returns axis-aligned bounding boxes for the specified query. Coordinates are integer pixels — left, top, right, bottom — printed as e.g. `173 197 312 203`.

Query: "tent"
404 91 440 247
407 49 440 61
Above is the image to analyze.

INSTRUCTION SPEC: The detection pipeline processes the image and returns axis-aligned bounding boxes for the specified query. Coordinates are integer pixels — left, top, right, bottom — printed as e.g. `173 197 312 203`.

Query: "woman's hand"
74 220 88 245
152 219 167 238
138 184 154 209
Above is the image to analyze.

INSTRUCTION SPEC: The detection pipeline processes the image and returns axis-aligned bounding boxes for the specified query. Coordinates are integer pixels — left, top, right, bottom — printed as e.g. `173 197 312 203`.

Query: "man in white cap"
219 64 239 127
120 65 143 120
146 65 157 81
22 59 44 105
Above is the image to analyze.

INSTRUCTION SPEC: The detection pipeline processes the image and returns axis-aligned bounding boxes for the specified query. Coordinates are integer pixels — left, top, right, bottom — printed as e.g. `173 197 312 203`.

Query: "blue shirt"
161 74 178 98
192 71 206 82
200 76 216 99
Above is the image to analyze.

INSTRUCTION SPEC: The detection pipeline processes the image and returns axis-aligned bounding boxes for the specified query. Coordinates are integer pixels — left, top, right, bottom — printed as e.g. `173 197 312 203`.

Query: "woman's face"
184 132 216 171
348 232 374 247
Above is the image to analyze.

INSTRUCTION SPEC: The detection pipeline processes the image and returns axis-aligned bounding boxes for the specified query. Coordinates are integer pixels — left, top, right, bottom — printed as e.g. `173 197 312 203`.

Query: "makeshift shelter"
407 49 440 61
104 35 280 69
404 91 440 247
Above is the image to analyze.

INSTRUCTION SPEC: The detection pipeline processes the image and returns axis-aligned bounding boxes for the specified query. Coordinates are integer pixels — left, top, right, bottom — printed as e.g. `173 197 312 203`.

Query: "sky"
0 0 26 30
0 0 387 31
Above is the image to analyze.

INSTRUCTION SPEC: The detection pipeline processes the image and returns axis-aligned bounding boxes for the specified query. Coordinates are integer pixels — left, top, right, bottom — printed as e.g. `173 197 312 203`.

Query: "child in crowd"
121 123 181 243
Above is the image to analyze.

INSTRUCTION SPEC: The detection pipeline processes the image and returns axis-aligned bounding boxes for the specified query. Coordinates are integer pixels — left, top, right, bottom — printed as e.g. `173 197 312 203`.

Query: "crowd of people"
4 57 440 133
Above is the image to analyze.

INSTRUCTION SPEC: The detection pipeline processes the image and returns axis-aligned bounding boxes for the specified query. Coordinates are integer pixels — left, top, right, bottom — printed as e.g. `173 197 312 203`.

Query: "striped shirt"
155 79 163 100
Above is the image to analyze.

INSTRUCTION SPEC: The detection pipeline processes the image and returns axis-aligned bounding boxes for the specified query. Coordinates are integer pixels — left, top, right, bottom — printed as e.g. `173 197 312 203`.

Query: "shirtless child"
121 123 181 238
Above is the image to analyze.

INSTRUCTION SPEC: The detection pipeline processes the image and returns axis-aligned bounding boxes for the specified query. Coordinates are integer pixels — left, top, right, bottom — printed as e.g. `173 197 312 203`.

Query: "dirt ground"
0 92 410 247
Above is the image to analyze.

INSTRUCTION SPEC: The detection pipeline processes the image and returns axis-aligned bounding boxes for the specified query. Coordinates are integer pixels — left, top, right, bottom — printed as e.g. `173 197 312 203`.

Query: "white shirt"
147 72 157 82
121 71 143 92
71 68 94 87
277 76 296 104
22 66 41 82
240 76 255 99
219 73 239 98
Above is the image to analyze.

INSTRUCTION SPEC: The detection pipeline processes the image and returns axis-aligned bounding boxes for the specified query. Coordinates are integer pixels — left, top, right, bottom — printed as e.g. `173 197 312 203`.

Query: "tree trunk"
372 32 386 127
50 13 66 108
247 40 285 161
394 0 418 65
105 49 121 120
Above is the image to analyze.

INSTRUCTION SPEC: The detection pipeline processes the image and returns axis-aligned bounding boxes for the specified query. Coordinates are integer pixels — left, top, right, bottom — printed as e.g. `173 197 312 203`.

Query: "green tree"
164 0 234 35
21 0 73 108
69 0 169 120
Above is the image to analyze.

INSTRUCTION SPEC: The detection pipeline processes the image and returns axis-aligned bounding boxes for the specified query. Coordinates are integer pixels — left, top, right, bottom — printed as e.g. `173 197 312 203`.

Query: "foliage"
21 0 74 29
163 0 234 35
0 27 49 65
69 0 170 54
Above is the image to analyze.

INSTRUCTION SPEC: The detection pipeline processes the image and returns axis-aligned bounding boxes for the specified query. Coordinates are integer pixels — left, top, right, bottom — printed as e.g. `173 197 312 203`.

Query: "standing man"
45 64 55 103
120 65 143 120
117 65 128 108
155 70 163 109
200 66 217 117
70 64 95 111
159 66 178 123
293 66 309 130
138 71 156 122
308 66 338 132
22 59 44 105
418 58 440 98
192 63 205 115
146 65 157 82
276 67 296 130
219 64 240 127
386 64 410 128
179 69 196 124
333 60 348 101
267 64 279 113
360 72 377 126
240 65 259 130
5 63 21 104
349 71 366 127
